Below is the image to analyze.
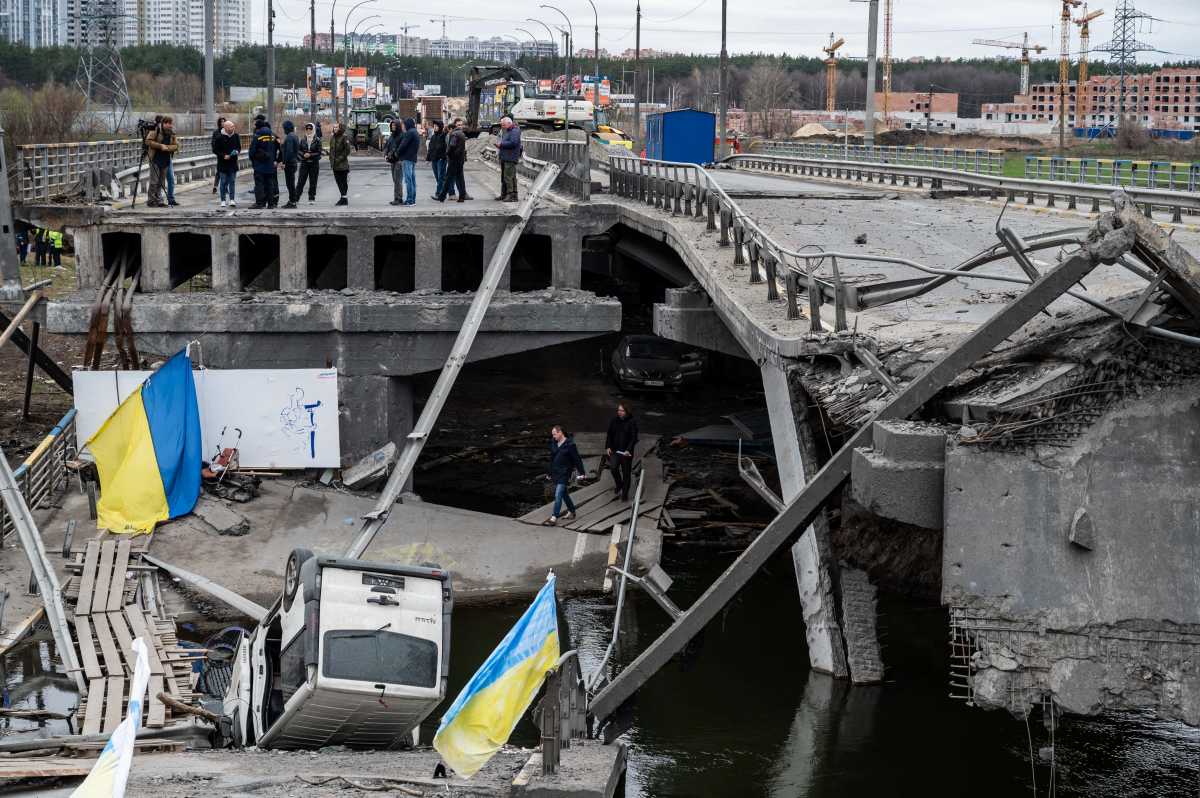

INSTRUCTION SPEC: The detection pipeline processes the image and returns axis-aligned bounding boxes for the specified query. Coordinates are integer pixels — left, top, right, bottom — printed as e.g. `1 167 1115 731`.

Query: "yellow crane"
883 0 894 120
973 33 1048 96
1058 0 1083 146
1073 6 1105 131
823 33 845 113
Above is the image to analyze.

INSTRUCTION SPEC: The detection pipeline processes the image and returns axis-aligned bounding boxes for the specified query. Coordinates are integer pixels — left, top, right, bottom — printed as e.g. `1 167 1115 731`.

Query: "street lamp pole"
346 14 380 122
718 0 727 158
340 0 377 124
633 1 641 151
541 5 574 141
516 27 541 79
584 0 599 122
267 0 275 122
528 18 560 87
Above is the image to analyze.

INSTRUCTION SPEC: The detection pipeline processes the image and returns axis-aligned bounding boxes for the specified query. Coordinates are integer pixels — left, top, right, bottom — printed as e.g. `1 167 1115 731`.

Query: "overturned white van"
221 548 453 749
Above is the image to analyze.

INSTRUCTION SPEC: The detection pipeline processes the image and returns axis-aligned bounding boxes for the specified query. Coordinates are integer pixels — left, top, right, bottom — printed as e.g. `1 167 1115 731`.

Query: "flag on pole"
434 573 560 777
87 349 202 534
70 638 151 798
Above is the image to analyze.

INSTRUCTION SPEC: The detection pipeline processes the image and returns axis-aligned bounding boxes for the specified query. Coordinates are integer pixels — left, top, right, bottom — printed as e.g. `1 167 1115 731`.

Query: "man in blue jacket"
496 116 522 202
544 425 587 525
386 118 421 206
280 120 300 208
248 118 280 209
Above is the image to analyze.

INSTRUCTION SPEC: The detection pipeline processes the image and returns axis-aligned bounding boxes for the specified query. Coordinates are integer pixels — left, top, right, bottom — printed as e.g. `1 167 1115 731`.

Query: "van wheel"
283 548 314 611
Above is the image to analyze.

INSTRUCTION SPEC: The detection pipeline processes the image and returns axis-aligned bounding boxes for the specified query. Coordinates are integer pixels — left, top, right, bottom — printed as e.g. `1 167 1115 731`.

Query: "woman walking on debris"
545 425 587 526
605 402 638 502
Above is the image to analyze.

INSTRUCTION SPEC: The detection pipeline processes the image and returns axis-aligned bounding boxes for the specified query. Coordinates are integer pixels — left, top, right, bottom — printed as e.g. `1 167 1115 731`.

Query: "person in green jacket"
328 123 351 206
48 229 64 268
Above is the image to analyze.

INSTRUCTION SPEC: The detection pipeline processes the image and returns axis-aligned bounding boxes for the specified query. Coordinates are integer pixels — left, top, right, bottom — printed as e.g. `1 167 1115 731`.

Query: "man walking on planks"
544 425 586 526
605 402 638 502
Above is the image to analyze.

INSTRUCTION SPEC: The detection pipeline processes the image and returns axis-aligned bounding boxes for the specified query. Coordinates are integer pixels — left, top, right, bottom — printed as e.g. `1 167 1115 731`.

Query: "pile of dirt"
792 122 834 139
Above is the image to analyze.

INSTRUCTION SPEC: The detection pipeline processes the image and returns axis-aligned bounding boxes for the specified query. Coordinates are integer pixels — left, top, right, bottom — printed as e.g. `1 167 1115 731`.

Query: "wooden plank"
90 540 116 616
146 675 165 728
75 540 99 617
146 615 183 697
122 607 164 676
0 757 93 780
602 524 623 593
105 539 131 612
73 615 103 681
81 678 105 735
107 610 137 674
89 613 123 676
102 675 124 733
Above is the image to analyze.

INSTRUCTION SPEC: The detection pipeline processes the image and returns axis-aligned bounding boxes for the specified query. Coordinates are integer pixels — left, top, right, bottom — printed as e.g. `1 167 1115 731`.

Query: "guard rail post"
719 204 730 246
785 272 800 320
733 223 745 265
748 241 761 284
764 252 779 301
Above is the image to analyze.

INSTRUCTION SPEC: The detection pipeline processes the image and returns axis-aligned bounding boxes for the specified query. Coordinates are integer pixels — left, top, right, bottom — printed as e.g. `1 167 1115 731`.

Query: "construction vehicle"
463 63 630 146
350 108 380 150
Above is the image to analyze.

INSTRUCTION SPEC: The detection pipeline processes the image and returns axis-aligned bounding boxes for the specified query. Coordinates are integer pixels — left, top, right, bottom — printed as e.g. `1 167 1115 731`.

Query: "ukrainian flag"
434 574 560 777
87 350 202 535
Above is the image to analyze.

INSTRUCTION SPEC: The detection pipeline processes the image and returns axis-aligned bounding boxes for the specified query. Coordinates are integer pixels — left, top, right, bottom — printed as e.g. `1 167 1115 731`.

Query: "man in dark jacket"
248 118 280 209
144 115 178 208
435 118 471 203
384 119 404 205
295 122 322 204
545 425 587 525
210 116 226 194
388 117 420 206
426 120 454 200
280 120 300 208
604 402 639 502
496 116 522 202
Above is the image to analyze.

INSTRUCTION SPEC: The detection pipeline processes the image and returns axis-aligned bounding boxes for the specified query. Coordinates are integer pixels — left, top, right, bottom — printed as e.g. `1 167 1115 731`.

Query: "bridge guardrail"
607 154 1200 349
724 153 1200 223
1023 154 1200 192
0 408 76 541
482 138 591 199
754 140 1006 176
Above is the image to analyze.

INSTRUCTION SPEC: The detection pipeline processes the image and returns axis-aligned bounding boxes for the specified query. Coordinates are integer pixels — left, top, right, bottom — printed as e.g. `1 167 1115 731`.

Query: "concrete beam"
347 232 374 290
415 232 440 291
553 233 583 289
653 288 749 359
279 229 306 290
850 419 947 530
139 227 171 291
212 230 239 292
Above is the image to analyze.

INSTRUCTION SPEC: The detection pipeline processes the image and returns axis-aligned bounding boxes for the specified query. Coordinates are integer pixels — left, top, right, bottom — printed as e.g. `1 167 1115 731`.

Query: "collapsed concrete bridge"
10 138 1200 731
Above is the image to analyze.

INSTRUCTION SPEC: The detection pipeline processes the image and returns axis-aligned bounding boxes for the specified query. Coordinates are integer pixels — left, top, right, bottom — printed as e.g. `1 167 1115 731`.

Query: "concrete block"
139 227 171 292
1048 658 1106 716
346 232 374 290
653 303 749 360
792 530 849 679
871 419 947 463
512 741 625 798
850 447 944 530
211 230 239 291
414 232 440 291
71 227 104 289
552 234 583 289
838 568 884 684
278 229 306 290
192 496 250 536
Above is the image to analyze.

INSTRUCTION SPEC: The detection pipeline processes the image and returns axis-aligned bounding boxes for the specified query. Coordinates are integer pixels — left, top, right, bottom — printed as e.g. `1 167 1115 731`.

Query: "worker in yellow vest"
47 229 64 268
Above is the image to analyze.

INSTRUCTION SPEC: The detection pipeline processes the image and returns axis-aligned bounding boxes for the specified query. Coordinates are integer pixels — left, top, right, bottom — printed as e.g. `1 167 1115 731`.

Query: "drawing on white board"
280 388 323 459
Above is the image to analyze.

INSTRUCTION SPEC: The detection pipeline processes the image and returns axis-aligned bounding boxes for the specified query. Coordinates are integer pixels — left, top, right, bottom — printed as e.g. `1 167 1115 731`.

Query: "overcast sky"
266 0 1199 64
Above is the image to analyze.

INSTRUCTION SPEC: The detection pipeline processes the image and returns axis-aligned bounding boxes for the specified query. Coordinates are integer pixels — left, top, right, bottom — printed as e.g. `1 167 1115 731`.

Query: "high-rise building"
429 35 555 63
1 0 66 46
187 0 250 55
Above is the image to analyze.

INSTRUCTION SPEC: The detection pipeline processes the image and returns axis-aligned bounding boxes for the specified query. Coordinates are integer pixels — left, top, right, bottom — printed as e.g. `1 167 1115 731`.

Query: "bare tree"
742 59 793 137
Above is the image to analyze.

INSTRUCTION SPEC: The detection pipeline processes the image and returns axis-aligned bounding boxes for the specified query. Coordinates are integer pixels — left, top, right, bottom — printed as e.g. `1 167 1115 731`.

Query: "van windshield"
323 630 438 688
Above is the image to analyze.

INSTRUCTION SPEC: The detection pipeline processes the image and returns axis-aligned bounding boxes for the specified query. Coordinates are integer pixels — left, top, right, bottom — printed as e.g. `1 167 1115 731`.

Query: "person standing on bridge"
390 118 420 207
496 117 522 203
143 115 178 208
434 118 471 203
544 425 587 526
384 119 404 204
216 120 240 208
295 122 322 204
210 116 226 195
426 120 453 201
605 402 638 503
329 123 351 207
249 117 280 209
280 120 300 209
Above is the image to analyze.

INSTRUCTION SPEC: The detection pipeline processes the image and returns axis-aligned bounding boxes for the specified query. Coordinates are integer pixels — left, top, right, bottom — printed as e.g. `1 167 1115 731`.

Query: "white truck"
220 548 453 750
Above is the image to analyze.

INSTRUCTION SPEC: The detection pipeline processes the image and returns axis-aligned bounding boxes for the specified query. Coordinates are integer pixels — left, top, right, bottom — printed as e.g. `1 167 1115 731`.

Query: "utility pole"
863 0 879 150
633 1 640 151
204 0 214 128
266 0 275 121
585 0 599 123
926 83 933 141
309 0 317 118
718 0 727 158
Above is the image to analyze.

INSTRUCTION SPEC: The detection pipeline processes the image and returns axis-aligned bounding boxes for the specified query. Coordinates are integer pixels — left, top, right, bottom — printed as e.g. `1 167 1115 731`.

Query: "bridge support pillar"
761 363 851 681
483 228 510 291
347 232 374 290
338 374 414 472
139 227 171 291
414 231 441 291
552 234 582 289
212 230 240 291
72 227 104 289
279 228 307 290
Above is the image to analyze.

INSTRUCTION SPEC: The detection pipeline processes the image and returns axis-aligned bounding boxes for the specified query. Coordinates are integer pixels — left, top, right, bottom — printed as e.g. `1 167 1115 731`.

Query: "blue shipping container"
645 108 716 165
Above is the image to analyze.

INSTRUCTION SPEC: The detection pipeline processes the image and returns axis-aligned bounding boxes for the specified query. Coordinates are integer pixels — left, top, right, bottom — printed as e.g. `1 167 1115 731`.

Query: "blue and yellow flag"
70 638 151 797
434 574 560 777
87 350 202 534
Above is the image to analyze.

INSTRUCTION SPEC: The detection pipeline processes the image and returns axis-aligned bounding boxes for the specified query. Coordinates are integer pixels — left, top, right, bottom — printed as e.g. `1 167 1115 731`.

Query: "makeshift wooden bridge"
69 538 199 735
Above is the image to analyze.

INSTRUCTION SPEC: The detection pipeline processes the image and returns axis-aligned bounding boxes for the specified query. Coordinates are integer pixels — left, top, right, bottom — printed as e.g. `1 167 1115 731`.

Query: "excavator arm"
464 63 537 136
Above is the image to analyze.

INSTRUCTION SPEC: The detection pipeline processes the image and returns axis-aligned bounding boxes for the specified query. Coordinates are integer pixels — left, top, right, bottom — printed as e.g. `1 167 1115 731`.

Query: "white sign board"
74 368 341 469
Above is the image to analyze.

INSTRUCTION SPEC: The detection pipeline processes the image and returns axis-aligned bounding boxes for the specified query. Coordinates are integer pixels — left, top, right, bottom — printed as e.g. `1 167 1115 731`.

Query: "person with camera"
248 116 280 210
143 115 178 208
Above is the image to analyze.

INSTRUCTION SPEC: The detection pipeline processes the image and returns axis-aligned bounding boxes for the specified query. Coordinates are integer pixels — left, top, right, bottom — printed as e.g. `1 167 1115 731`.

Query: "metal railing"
494 136 592 200
1024 155 1200 192
537 649 587 776
0 408 77 541
480 142 588 199
724 152 1200 223
607 155 1200 349
755 140 1006 176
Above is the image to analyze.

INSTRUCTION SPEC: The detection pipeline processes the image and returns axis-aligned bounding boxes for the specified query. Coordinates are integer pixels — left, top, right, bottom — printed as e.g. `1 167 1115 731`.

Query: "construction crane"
1058 0 1083 147
883 0 893 120
1073 6 1105 131
397 22 421 57
823 33 845 113
430 15 449 39
973 33 1049 96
